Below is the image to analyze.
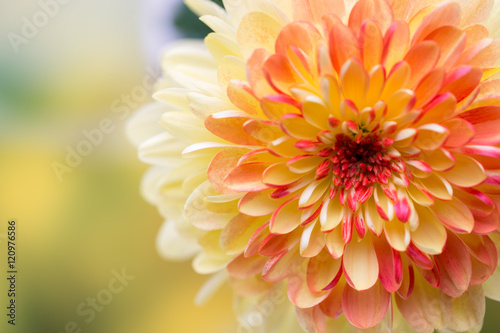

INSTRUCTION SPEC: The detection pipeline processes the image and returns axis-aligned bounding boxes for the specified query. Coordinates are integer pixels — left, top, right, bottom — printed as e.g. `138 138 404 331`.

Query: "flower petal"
208 147 250 194
396 273 452 332
447 285 485 333
270 198 302 234
349 0 393 34
411 205 447 255
342 281 391 329
373 236 403 293
288 272 330 308
460 106 500 145
429 196 474 233
292 0 345 24
307 249 342 294
327 15 361 73
225 162 269 192
435 231 472 297
439 155 486 187
237 11 283 58
343 235 379 291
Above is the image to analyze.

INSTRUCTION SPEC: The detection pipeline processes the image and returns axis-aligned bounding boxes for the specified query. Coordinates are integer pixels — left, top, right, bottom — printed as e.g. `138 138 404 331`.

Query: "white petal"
156 220 200 261
126 103 167 147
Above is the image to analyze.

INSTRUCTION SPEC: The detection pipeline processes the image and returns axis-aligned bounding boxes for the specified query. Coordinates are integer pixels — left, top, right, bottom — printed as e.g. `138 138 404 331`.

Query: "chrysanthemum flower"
128 0 500 331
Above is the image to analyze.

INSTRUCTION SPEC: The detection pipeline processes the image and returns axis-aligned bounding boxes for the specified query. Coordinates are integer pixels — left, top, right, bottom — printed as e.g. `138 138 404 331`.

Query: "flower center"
330 133 393 191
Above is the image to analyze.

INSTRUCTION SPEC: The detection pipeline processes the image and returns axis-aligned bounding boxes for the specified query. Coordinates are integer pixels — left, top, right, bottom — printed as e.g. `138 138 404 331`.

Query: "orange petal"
414 68 445 108
205 111 264 145
404 41 440 89
262 247 302 282
383 20 410 71
459 233 498 285
299 179 329 208
460 38 500 70
360 20 383 71
373 236 403 293
410 2 461 44
441 65 482 102
227 253 268 279
264 53 302 94
292 0 345 24
435 231 472 297
464 24 489 48
319 279 344 317
460 106 500 145
259 230 301 256
247 48 275 98
307 249 342 294
275 20 322 61
328 16 361 73
418 92 457 125
245 221 270 257
348 0 393 34
424 26 466 70
442 118 474 148
208 147 250 194
224 162 269 192
429 196 474 233
288 272 330 308
342 281 391 329
453 188 495 217
300 220 326 257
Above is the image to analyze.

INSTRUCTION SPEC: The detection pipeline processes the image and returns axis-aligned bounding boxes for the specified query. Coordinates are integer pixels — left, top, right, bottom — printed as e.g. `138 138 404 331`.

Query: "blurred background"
0 0 236 332
0 0 498 332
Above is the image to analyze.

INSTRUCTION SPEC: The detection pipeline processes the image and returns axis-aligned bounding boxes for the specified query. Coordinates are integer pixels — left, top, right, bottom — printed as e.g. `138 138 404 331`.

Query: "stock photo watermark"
237 287 287 333
4 220 17 326
7 0 75 54
51 66 158 182
51 267 135 333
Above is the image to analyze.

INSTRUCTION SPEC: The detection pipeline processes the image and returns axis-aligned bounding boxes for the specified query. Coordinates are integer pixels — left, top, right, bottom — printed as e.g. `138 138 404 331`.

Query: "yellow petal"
411 205 447 255
237 11 283 58
343 235 379 291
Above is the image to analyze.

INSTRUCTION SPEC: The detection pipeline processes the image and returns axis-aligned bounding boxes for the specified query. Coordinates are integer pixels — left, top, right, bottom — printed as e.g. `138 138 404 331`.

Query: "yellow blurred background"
0 0 498 332
0 0 236 332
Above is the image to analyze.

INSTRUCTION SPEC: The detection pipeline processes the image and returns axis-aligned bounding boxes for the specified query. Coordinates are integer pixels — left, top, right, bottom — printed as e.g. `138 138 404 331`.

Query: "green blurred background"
0 0 498 332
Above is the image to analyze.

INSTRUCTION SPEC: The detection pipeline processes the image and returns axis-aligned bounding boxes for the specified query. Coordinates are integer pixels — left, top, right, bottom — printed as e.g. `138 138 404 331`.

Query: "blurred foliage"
174 0 224 38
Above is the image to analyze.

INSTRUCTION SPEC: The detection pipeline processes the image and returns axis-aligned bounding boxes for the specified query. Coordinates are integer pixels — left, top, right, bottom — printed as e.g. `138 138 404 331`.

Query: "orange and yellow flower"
129 0 500 331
